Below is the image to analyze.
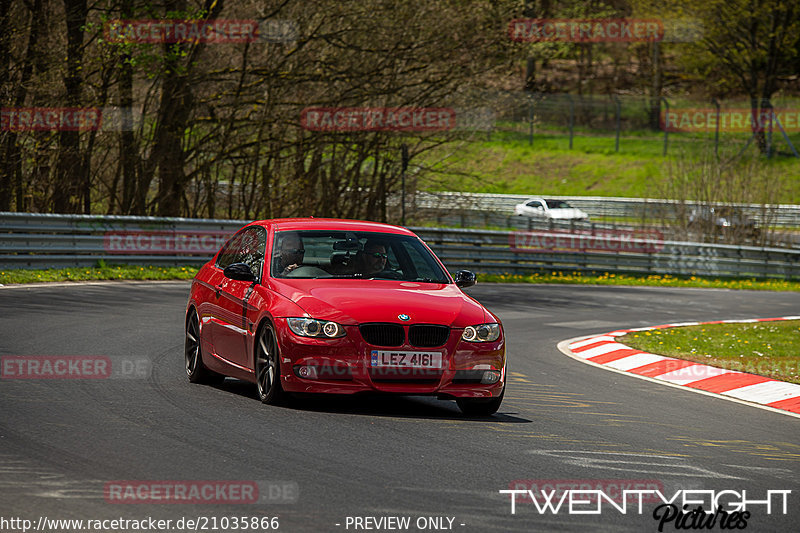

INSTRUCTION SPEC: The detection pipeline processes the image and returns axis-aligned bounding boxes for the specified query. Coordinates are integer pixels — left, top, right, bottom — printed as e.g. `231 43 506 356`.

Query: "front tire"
457 388 504 416
185 309 225 385
255 322 285 405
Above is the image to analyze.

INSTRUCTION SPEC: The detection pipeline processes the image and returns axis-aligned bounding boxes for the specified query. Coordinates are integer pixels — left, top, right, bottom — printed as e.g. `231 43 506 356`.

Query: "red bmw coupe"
185 218 506 415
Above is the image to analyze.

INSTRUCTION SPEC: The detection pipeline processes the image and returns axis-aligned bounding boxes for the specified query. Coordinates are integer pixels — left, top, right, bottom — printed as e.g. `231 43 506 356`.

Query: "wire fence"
476 92 800 158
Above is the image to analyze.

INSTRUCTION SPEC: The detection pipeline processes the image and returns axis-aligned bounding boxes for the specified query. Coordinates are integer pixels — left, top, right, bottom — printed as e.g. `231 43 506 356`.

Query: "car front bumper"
275 320 506 398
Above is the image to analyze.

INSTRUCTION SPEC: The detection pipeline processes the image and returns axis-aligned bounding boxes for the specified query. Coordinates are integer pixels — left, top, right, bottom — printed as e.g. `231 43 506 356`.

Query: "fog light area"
481 370 501 384
294 365 318 379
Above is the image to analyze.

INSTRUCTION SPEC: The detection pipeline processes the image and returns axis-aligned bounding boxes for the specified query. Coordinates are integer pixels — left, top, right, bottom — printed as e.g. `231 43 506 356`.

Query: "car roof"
522 198 569 205
247 217 415 236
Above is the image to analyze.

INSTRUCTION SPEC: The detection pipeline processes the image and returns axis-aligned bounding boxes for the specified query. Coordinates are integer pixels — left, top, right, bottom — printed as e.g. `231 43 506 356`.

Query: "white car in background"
514 198 590 221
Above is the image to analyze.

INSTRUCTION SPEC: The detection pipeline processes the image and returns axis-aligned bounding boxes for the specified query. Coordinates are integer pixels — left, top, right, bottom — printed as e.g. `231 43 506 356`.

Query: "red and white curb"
558 316 800 418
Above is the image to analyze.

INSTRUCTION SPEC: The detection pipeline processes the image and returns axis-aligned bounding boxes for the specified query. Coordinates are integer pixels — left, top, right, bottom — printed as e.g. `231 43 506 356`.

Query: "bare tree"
682 0 800 154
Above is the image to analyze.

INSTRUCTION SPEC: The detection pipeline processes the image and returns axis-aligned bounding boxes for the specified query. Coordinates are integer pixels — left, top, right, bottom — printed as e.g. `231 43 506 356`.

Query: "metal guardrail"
421 209 655 233
414 227 800 280
1 212 798 280
413 192 800 226
0 212 246 269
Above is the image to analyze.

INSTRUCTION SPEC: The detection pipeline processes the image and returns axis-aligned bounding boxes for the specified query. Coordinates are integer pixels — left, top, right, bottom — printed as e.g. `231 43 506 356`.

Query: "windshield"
271 230 451 283
545 199 571 209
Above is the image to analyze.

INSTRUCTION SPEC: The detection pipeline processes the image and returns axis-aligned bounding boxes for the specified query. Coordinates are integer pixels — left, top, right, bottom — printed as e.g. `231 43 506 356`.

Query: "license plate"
370 350 442 368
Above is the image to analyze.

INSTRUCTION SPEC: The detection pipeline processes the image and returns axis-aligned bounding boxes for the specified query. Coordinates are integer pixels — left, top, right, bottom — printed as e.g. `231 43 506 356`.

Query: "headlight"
461 323 501 343
287 318 345 338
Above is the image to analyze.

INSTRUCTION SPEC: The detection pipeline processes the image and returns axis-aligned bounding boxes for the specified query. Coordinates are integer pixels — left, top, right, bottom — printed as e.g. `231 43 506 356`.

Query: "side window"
237 227 266 281
216 227 266 281
216 233 244 270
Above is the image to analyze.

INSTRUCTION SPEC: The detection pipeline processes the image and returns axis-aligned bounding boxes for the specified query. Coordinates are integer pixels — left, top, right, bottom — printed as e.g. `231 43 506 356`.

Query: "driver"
277 233 304 276
355 240 388 276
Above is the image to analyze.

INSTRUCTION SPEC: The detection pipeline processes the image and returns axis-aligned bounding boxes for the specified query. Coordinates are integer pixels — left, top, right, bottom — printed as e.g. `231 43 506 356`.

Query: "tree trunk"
153 65 193 216
1 0 44 212
649 40 662 130
150 0 224 217
53 0 87 214
118 0 139 214
0 0 11 210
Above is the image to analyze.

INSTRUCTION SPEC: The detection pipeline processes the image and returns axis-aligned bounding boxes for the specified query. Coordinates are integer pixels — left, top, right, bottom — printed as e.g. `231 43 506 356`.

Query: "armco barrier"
1 212 798 280
413 228 800 280
415 208 799 249
0 212 246 269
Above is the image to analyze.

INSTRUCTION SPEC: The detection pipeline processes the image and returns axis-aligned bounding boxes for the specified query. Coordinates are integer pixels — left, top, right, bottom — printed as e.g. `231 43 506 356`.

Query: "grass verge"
618 321 800 385
478 272 800 291
0 265 198 285
419 130 800 202
1 267 798 291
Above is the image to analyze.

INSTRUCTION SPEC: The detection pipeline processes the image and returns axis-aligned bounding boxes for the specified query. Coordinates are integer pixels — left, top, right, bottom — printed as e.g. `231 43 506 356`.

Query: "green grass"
0 265 198 285
3 266 798 292
618 320 800 385
478 271 800 291
421 127 800 202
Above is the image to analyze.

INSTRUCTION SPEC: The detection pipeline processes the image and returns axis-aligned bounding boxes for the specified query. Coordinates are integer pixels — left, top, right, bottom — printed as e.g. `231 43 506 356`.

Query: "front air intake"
408 325 450 347
359 323 405 347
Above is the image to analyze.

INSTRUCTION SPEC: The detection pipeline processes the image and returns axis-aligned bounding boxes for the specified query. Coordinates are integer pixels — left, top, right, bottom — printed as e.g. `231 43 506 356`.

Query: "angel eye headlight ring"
287 318 346 338
461 323 500 343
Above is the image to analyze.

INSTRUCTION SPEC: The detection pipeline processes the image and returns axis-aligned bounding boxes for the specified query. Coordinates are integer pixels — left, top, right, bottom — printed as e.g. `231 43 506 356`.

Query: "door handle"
215 285 222 298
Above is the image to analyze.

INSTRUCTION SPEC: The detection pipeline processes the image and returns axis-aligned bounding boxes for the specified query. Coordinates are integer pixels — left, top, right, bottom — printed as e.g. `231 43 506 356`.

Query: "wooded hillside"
1 0 797 219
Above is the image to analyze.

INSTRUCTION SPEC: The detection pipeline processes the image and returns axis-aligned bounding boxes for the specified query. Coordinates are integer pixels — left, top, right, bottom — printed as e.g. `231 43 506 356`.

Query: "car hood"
270 279 487 326
548 208 588 219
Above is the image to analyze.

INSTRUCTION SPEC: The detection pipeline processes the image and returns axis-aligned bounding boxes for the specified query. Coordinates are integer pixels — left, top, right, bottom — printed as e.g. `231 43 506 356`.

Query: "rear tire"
457 388 504 416
255 322 286 405
185 309 225 385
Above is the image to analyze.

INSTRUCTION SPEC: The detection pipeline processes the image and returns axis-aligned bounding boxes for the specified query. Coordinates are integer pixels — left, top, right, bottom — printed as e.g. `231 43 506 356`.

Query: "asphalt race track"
1 281 798 532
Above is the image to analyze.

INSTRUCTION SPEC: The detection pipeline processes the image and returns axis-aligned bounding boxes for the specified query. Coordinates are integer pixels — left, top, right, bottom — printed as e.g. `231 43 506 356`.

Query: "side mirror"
223 262 256 282
454 270 476 288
